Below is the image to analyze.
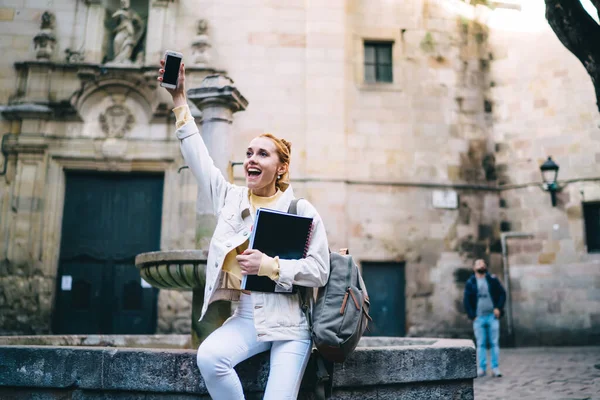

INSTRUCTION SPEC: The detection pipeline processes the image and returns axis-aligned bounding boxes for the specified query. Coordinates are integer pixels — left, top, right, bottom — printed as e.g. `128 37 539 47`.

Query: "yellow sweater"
174 104 281 288
221 190 283 287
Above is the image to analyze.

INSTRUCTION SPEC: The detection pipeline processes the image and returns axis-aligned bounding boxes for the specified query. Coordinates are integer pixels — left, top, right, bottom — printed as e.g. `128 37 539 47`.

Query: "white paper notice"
141 278 152 288
61 275 72 291
432 190 458 209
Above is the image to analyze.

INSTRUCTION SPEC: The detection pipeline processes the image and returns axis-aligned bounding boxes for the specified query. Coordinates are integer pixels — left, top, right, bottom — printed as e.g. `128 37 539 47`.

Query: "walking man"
463 259 506 378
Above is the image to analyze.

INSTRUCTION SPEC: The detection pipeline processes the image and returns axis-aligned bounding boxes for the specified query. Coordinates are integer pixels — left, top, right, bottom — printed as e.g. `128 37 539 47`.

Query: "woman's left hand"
236 249 263 275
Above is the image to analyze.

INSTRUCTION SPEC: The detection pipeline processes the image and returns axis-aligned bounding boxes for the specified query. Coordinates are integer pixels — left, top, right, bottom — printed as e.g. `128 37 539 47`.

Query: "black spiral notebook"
241 208 313 293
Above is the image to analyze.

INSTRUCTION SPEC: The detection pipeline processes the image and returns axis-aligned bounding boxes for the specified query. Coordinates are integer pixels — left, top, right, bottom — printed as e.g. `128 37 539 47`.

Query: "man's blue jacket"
463 273 506 320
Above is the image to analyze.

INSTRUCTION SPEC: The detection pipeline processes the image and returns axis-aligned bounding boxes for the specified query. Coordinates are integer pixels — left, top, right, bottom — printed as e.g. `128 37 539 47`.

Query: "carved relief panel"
76 82 153 155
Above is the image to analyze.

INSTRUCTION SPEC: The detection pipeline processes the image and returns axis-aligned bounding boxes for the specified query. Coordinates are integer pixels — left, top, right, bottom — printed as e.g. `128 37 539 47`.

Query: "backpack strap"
288 198 302 215
287 198 332 399
287 198 312 326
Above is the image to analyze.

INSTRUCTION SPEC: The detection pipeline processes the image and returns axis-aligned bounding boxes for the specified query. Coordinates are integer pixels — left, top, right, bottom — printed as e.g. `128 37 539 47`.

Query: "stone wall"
487 2 600 345
508 261 600 345
0 338 476 399
0 0 202 334
214 0 499 338
0 0 506 338
0 0 598 344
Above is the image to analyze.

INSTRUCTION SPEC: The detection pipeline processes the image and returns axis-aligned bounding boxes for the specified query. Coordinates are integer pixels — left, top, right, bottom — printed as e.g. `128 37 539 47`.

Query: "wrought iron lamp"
540 156 560 207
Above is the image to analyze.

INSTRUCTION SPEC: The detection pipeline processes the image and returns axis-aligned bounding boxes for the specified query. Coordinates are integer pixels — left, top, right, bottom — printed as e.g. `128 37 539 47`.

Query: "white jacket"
176 121 330 342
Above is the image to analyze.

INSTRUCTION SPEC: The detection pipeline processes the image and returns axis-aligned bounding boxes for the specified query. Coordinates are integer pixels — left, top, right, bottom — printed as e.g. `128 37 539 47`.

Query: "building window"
583 202 600 252
364 42 393 83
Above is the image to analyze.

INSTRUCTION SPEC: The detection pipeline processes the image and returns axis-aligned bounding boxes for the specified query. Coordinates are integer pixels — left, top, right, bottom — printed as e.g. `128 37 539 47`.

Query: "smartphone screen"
163 55 182 86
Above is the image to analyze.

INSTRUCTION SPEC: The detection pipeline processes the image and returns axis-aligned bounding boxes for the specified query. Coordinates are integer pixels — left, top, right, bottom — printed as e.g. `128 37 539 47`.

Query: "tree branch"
545 0 600 113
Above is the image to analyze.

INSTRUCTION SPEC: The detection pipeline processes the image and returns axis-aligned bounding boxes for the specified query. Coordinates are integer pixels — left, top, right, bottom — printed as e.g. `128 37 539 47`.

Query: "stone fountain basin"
0 336 476 399
135 250 208 290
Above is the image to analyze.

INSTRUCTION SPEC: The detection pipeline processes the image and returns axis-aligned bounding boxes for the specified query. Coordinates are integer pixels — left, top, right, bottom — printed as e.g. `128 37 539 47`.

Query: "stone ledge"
0 338 475 399
336 338 476 386
0 334 191 349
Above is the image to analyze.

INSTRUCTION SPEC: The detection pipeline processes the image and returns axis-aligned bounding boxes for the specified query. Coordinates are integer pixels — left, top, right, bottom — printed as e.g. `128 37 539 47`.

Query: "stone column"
187 75 248 248
187 75 248 173
186 75 248 346
1 135 53 334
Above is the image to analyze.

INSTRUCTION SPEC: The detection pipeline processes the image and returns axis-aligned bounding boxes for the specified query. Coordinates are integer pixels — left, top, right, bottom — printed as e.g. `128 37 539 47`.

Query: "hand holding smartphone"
160 50 183 89
158 50 186 107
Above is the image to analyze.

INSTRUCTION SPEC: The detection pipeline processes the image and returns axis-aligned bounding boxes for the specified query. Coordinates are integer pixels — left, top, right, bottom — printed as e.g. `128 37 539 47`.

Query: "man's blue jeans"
473 313 500 371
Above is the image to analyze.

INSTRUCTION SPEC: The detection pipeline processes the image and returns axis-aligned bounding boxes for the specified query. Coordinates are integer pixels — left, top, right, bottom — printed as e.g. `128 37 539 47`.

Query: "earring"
277 175 281 180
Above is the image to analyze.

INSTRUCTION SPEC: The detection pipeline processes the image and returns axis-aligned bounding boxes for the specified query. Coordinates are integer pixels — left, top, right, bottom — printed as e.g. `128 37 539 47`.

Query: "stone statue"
110 0 145 64
33 11 56 60
191 19 211 67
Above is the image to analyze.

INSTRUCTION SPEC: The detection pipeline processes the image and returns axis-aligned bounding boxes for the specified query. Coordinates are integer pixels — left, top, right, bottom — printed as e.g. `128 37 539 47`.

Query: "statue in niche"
109 0 145 64
33 11 56 60
191 19 211 67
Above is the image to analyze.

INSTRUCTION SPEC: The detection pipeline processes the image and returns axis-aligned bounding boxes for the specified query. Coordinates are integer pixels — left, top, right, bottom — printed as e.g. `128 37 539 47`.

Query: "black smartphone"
161 50 183 89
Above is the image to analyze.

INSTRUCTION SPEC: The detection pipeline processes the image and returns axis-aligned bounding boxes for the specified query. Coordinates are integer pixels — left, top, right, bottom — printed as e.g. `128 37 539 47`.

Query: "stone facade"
486 2 600 345
0 0 598 345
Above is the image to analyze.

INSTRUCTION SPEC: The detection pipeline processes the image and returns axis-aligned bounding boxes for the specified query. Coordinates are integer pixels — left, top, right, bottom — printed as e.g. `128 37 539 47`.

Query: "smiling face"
244 136 288 197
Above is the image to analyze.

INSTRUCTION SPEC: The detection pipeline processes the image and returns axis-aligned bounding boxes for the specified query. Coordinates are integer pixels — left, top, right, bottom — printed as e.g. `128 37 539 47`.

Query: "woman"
158 61 330 399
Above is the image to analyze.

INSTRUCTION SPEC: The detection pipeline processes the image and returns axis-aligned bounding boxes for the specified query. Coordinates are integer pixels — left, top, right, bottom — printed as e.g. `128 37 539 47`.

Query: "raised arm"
158 60 231 215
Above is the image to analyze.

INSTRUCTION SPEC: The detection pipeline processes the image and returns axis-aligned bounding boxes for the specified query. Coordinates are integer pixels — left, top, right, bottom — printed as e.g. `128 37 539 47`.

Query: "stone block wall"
487 2 600 345
508 261 600 346
196 0 501 337
0 0 200 334
0 338 476 399
1 0 598 343
0 0 499 338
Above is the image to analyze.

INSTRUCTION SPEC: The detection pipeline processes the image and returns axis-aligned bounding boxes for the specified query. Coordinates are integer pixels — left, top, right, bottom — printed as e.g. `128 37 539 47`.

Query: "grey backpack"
288 200 372 363
310 249 372 363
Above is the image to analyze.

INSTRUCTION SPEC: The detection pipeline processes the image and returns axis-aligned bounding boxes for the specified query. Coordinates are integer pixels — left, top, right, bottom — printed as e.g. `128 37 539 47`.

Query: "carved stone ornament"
33 11 56 60
191 19 211 67
99 104 135 138
65 48 85 63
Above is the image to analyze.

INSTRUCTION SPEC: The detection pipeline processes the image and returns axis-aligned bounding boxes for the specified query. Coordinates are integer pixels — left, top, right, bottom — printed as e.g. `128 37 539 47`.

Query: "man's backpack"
288 199 372 362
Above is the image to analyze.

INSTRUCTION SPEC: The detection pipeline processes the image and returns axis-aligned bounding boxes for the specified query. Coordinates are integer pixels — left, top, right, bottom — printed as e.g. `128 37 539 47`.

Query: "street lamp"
540 156 559 207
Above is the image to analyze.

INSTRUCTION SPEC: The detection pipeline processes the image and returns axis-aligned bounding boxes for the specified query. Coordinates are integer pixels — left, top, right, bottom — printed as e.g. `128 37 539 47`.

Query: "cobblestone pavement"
474 347 600 400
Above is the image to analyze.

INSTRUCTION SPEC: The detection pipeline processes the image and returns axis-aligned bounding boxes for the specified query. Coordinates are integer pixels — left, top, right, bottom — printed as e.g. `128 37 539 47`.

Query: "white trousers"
196 294 312 400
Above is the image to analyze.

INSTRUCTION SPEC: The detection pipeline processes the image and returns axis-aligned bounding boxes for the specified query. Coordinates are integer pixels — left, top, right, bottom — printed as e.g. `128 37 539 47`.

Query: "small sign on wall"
432 190 458 209
61 275 72 291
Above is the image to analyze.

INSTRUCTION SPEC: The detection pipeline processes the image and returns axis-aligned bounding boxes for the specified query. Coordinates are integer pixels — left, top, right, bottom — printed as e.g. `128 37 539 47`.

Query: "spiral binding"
303 222 314 258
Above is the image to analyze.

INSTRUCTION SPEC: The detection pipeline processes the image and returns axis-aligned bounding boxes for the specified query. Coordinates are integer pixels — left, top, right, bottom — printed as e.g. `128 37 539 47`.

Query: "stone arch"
75 79 154 139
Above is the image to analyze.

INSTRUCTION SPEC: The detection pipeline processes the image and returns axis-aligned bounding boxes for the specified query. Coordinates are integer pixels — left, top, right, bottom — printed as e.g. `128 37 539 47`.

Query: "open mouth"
247 167 262 179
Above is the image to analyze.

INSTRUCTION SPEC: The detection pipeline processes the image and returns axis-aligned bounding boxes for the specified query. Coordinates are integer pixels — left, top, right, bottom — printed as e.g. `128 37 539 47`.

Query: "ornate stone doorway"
52 171 163 334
